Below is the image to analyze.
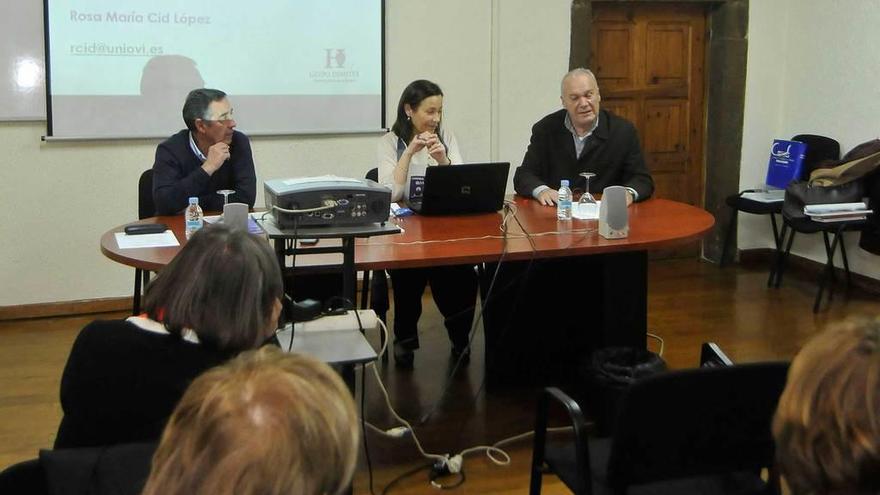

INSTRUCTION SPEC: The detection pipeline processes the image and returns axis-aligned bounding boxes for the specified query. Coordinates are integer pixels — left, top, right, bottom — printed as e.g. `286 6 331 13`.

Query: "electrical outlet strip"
295 309 379 333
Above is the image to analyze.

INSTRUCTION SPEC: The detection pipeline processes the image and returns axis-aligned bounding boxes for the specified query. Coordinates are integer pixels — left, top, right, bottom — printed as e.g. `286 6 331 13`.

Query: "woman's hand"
423 133 449 164
406 132 431 155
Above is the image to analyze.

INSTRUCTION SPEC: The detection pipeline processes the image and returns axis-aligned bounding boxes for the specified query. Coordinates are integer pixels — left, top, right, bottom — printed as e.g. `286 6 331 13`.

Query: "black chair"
0 458 48 495
0 443 154 495
768 195 867 313
721 134 840 266
530 355 788 495
362 167 390 360
133 169 155 315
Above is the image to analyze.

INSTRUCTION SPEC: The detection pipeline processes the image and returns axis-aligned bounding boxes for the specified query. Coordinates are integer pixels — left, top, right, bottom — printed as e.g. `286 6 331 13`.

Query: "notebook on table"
409 162 510 215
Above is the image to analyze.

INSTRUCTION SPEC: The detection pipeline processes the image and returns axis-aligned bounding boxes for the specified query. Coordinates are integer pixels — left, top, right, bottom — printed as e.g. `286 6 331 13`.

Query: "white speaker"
599 186 629 239
223 202 249 231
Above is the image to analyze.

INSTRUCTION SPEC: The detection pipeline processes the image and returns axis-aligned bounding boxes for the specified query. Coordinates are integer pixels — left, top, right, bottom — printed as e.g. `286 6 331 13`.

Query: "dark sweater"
151 129 257 215
513 108 654 201
54 320 232 449
40 442 156 495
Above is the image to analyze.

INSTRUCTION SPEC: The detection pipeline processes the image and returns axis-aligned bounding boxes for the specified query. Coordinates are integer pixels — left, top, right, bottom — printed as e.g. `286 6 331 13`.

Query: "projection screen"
44 0 385 139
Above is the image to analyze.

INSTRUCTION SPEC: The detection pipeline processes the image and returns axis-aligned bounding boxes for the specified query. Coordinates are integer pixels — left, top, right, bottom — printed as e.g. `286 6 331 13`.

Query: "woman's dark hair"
390 79 444 144
143 224 283 352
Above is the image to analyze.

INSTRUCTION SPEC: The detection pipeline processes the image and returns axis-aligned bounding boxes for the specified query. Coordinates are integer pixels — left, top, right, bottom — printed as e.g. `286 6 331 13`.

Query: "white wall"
494 0 571 186
740 0 880 281
0 0 571 307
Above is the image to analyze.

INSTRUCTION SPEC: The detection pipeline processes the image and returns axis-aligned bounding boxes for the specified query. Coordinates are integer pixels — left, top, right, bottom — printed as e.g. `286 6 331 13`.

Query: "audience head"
182 88 236 144
391 79 444 143
142 346 359 495
143 223 283 352
773 316 880 495
560 68 601 134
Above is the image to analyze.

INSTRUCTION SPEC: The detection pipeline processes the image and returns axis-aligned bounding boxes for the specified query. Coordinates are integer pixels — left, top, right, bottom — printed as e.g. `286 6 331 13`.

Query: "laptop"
409 162 510 215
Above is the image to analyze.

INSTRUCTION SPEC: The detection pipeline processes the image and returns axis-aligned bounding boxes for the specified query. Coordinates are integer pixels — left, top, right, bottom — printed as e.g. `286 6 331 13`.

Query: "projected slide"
45 0 384 138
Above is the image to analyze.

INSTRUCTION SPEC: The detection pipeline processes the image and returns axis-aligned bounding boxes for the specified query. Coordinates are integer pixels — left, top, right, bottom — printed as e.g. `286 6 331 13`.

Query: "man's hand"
202 142 231 175
537 189 559 206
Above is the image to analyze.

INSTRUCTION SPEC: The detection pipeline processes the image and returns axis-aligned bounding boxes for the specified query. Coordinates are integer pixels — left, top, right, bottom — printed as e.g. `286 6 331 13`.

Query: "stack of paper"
804 202 872 223
741 190 785 203
572 201 601 220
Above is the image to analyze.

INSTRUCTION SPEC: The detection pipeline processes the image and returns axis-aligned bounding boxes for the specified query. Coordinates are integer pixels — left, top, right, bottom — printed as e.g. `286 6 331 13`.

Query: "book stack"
804 202 872 223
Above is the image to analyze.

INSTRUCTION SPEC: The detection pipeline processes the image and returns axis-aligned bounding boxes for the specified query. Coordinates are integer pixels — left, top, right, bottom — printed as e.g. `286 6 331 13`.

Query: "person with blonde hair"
143 346 359 495
773 316 880 495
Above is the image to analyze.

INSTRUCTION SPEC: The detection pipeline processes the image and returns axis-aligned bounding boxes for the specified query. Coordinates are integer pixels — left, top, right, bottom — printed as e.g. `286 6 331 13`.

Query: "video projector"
264 176 391 229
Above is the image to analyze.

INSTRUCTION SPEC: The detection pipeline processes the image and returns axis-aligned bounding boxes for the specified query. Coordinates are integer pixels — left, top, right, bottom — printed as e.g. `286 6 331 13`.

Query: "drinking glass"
217 189 235 220
578 172 597 216
217 189 235 206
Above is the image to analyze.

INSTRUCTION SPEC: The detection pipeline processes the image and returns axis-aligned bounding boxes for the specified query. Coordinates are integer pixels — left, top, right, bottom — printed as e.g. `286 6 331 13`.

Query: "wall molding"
738 248 880 295
0 297 130 321
4 250 875 321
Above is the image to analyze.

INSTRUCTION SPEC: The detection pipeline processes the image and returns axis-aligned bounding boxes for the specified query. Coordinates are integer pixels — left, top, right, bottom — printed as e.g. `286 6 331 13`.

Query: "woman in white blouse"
377 80 476 368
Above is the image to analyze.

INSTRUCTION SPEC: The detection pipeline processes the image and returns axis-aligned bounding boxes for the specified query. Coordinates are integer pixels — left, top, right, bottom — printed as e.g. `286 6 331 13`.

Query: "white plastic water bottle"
185 197 204 239
557 179 572 220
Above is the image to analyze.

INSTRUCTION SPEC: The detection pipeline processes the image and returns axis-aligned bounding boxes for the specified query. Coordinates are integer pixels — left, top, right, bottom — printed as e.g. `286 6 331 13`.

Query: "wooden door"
592 3 707 255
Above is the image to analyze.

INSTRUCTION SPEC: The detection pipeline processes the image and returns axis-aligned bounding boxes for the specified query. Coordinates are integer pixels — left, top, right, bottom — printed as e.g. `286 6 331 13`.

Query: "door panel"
594 24 636 87
592 3 707 257
645 23 690 84
644 99 688 157
600 100 639 128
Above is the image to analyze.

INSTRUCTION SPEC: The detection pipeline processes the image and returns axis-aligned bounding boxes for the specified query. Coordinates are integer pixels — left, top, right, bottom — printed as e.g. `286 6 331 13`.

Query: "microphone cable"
415 201 521 426
445 202 541 454
361 359 377 495
286 215 299 352
361 202 613 491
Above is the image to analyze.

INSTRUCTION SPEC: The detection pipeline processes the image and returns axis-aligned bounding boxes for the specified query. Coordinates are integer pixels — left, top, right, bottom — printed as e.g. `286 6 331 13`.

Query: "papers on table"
741 190 785 203
803 202 868 214
804 201 872 223
811 215 869 223
572 201 601 220
115 231 179 249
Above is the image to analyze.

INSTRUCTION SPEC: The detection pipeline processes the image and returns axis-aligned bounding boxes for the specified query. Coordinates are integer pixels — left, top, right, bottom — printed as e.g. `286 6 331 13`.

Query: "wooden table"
101 197 714 385
101 197 714 271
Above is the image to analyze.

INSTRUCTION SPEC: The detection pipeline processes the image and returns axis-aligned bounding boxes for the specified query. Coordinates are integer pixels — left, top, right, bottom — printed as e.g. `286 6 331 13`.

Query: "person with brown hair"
377 79 477 368
142 346 359 495
773 316 880 495
54 224 283 448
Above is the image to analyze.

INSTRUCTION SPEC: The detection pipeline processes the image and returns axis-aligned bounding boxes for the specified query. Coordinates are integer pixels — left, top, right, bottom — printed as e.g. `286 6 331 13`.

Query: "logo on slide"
310 49 360 84
325 49 347 69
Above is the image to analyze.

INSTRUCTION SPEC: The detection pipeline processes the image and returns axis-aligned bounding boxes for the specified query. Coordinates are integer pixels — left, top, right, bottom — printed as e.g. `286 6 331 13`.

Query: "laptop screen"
411 162 510 215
